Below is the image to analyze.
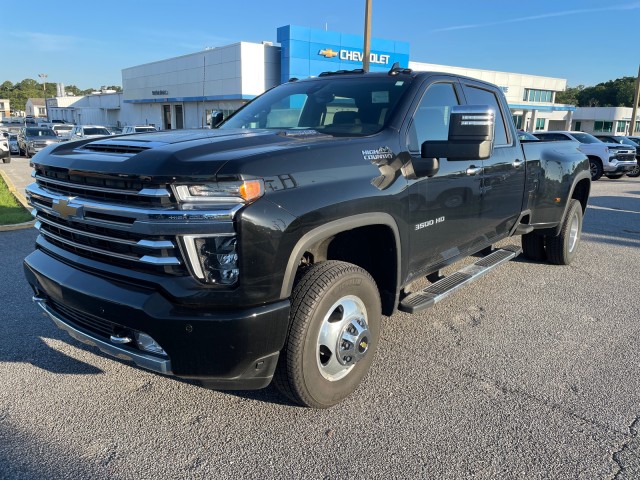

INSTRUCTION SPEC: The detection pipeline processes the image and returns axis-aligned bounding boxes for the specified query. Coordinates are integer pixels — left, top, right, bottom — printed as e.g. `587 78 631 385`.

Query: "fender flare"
280 212 402 299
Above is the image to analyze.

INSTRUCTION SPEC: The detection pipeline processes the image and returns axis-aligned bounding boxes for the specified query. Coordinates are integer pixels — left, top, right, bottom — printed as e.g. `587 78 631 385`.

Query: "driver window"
407 83 459 153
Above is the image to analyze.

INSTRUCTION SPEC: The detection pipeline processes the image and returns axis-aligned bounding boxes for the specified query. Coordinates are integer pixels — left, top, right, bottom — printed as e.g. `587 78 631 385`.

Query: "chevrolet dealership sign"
318 48 391 65
277 25 410 84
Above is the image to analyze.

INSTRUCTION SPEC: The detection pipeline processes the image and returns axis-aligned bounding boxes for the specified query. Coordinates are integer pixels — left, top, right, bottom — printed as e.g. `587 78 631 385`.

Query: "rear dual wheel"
546 199 583 265
275 261 381 408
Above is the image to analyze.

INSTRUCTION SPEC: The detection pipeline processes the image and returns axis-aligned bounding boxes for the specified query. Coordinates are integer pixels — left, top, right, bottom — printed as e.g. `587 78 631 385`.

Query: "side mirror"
421 105 495 161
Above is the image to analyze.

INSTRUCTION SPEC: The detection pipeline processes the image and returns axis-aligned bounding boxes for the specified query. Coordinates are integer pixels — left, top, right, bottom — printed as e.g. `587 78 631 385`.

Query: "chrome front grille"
35 210 183 272
34 165 173 207
26 172 239 278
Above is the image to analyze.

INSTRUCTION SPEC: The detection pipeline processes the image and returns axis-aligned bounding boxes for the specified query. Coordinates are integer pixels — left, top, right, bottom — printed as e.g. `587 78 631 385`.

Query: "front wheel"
274 261 381 408
589 157 603 181
627 162 640 178
546 199 583 265
2 157 10 164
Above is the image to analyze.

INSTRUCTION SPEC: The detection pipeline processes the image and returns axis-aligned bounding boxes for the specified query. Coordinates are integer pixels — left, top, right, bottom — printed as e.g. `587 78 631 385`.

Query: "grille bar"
36 222 181 265
36 215 173 249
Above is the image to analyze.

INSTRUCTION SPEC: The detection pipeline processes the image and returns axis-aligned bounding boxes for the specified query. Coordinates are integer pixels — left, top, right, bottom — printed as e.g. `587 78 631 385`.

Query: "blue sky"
6 0 639 90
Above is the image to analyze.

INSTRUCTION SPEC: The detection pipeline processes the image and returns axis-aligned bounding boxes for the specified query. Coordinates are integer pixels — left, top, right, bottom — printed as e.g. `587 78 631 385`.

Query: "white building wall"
409 62 566 104
572 107 640 135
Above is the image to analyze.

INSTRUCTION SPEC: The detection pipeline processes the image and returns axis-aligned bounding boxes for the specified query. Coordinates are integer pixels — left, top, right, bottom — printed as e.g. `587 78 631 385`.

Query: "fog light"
134 332 167 356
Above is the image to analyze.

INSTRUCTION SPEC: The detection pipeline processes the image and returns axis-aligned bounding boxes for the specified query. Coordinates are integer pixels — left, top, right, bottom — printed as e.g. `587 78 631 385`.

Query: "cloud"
17 32 83 52
432 1 640 32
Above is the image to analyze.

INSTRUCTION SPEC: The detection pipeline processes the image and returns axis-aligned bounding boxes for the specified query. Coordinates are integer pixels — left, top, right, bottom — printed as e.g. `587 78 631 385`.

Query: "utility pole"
362 0 372 72
39 73 48 121
630 64 640 136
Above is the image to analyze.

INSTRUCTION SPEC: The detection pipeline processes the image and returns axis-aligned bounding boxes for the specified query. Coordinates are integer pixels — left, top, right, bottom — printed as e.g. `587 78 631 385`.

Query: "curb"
0 169 35 232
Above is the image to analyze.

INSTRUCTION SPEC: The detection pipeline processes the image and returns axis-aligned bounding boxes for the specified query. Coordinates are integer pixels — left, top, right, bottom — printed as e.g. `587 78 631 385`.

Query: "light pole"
38 73 48 121
362 0 372 72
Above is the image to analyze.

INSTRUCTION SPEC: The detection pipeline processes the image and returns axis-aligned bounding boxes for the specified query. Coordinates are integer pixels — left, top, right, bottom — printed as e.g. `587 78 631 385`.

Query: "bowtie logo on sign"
318 48 390 65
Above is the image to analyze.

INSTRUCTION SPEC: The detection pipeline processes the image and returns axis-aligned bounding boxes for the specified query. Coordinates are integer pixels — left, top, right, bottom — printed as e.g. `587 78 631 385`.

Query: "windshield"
135 127 156 132
571 132 601 144
26 128 56 137
219 76 414 136
84 127 111 135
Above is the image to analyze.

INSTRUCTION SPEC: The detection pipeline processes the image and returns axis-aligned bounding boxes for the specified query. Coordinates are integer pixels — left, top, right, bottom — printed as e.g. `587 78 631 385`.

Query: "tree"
565 76 636 107
556 85 584 105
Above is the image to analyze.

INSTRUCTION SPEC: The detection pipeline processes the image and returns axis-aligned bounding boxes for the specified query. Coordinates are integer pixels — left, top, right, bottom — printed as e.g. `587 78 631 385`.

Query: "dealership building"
47 24 592 132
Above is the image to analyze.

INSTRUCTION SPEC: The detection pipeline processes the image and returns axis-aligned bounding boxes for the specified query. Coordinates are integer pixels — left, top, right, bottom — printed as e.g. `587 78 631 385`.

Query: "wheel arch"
281 213 401 316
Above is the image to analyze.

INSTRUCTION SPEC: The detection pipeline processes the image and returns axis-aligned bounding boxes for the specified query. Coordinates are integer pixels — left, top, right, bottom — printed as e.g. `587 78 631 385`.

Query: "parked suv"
17 127 62 158
122 125 158 134
534 131 636 180
594 134 640 178
51 124 74 140
68 125 113 141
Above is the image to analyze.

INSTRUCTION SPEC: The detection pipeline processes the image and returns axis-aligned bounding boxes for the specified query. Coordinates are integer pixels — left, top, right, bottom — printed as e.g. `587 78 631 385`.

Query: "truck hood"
32 128 374 181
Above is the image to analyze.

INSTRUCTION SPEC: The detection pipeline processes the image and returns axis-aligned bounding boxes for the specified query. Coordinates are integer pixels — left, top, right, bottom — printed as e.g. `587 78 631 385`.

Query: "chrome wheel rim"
316 295 370 382
568 212 580 253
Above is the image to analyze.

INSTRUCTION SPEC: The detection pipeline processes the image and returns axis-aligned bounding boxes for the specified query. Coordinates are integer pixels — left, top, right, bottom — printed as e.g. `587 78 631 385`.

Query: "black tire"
627 162 640 178
19 146 25 156
605 173 624 179
2 157 10 164
274 261 381 408
588 157 603 181
521 232 546 261
546 199 583 265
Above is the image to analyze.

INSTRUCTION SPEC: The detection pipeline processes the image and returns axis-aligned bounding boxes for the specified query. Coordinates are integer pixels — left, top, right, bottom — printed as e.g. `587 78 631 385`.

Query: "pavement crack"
611 416 640 479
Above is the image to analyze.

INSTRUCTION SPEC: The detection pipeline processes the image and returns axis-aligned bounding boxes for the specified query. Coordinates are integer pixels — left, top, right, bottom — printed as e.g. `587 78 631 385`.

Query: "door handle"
466 166 483 176
513 159 524 168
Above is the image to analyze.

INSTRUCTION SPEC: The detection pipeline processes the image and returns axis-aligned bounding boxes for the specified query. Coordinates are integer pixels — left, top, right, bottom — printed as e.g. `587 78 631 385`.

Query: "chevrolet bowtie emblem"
318 48 339 58
52 198 82 220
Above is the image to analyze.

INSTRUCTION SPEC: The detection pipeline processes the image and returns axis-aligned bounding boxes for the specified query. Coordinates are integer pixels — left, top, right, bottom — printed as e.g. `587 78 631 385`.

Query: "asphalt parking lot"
1 166 639 479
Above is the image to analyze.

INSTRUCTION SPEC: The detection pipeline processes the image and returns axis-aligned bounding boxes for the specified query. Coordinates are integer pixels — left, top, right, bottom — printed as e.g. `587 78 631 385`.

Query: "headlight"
181 234 239 285
173 179 264 205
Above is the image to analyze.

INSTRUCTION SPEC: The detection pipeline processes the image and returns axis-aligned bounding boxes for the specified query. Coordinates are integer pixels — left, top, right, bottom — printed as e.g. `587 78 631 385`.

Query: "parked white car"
534 130 636 180
122 125 158 134
68 125 113 141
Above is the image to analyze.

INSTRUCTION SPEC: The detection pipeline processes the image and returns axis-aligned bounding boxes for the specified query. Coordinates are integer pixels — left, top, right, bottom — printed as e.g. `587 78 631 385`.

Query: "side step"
399 245 522 314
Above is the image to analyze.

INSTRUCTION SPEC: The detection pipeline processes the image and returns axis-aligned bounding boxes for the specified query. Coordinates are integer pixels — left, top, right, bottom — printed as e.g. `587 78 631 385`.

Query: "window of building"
574 121 581 131
594 121 613 132
38 107 46 116
523 89 553 103
512 114 523 129
535 118 545 130
616 121 627 133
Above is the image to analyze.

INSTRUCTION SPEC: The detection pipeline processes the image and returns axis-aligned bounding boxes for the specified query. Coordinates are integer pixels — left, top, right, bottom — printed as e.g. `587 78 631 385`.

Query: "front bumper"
24 249 291 390
605 159 637 173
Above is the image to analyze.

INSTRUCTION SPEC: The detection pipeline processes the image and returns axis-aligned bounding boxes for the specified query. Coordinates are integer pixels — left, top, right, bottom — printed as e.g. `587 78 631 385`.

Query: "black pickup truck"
23 66 591 408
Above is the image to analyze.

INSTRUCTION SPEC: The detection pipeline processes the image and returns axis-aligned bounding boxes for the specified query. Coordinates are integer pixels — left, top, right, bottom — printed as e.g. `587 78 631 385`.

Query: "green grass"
0 176 34 225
